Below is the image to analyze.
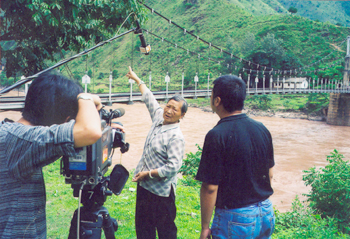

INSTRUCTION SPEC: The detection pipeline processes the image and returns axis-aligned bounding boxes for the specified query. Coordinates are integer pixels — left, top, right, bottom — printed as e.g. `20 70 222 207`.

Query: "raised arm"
125 66 148 94
125 66 162 121
73 93 103 148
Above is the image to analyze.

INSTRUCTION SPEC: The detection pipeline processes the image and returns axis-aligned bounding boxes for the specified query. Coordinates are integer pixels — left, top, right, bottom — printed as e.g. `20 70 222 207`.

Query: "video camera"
60 107 130 197
60 107 131 239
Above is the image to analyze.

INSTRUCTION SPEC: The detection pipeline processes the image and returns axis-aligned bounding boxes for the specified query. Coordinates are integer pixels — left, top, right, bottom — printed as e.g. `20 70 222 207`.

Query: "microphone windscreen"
116 108 125 117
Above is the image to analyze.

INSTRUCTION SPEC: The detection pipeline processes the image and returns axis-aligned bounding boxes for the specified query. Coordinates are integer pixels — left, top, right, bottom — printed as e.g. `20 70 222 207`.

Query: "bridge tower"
327 36 350 126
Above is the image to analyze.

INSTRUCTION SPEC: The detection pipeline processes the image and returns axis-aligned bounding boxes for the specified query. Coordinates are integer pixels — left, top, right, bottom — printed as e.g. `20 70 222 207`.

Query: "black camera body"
60 108 129 197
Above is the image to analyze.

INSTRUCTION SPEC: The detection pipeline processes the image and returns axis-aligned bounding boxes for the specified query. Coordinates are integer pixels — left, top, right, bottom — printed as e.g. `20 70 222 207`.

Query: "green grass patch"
185 94 313 112
45 149 350 238
44 161 202 239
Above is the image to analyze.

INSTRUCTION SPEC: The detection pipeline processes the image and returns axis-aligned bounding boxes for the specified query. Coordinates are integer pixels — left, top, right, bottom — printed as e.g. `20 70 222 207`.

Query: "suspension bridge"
1 2 350 125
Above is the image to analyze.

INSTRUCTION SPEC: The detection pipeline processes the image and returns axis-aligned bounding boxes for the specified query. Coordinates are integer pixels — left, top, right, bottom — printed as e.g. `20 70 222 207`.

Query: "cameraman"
126 66 188 239
0 72 104 239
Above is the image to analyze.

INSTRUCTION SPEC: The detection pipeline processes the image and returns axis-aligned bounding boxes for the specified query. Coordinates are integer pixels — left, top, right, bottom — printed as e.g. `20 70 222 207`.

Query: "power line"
145 28 344 76
0 28 136 95
139 1 348 74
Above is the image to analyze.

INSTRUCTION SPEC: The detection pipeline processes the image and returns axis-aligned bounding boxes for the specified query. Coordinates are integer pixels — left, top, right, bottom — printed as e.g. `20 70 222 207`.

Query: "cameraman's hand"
91 94 102 111
77 93 102 111
132 171 148 182
111 122 125 133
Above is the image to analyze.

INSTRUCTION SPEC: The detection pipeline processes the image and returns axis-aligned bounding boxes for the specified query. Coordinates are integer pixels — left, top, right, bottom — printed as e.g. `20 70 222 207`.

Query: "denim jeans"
211 199 275 239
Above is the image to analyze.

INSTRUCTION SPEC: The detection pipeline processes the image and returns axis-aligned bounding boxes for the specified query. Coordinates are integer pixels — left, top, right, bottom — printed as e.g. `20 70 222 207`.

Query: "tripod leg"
68 207 103 239
102 213 118 239
68 209 78 239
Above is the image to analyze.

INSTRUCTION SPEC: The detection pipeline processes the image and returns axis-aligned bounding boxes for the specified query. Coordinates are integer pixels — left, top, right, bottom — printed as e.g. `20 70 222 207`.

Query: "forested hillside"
226 0 350 27
1 0 350 93
278 0 350 27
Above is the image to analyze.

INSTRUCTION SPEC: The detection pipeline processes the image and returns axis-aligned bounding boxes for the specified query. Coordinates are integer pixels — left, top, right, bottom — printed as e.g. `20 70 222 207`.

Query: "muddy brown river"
1 101 350 213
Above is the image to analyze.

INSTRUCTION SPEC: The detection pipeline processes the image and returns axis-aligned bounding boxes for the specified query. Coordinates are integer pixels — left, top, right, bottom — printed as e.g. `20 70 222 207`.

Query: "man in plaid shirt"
126 66 188 239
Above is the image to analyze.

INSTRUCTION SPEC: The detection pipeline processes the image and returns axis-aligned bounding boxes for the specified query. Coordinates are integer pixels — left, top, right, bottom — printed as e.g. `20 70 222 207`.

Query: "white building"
273 77 308 89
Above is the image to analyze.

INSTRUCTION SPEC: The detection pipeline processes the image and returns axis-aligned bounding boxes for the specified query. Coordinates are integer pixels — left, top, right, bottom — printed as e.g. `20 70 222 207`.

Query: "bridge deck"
1 88 349 111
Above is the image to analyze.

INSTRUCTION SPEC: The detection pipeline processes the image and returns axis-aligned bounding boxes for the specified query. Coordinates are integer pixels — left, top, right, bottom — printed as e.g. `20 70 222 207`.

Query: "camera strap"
1 118 14 125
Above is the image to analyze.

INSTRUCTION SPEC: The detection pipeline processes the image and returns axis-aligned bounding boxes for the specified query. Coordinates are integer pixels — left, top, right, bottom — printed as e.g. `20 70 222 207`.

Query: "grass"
43 94 325 238
44 161 202 239
245 94 309 111
184 94 311 112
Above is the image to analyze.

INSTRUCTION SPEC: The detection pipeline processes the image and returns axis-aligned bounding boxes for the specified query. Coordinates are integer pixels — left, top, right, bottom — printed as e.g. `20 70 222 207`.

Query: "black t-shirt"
196 114 274 209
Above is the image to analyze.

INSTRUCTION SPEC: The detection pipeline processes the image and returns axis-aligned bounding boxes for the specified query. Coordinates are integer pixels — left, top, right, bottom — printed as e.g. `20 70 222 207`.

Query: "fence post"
181 71 184 97
207 72 210 98
247 74 250 95
128 79 134 105
108 71 112 106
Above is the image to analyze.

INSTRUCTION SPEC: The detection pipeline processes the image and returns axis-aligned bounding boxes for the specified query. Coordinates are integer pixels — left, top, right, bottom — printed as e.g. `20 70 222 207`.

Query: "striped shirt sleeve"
5 120 76 180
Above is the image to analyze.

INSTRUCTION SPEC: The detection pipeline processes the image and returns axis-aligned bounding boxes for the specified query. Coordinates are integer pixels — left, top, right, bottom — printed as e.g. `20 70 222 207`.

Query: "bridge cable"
132 29 134 70
138 1 348 74
0 29 136 95
141 28 344 82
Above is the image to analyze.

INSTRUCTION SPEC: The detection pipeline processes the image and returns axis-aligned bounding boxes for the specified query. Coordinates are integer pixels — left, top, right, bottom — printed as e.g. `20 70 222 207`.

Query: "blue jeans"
211 199 275 239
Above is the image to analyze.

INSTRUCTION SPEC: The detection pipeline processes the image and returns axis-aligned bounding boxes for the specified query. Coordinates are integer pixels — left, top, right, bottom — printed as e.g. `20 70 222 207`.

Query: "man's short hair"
22 71 83 126
168 95 188 114
212 75 246 113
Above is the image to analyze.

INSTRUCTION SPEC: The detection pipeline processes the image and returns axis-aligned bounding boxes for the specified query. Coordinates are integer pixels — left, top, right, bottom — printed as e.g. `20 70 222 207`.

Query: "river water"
2 102 350 212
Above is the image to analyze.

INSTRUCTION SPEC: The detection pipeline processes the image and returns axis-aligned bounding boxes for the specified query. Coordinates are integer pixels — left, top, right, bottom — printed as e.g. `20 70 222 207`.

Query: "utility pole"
343 36 350 87
327 36 350 126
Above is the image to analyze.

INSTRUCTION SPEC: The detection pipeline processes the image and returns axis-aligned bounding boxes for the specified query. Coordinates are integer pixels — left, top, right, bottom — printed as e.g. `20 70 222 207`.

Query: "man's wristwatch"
77 94 93 101
138 81 145 87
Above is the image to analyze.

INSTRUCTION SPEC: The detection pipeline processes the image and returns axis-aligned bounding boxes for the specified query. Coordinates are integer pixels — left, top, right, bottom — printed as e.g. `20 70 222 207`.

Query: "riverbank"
1 100 347 213
192 103 326 122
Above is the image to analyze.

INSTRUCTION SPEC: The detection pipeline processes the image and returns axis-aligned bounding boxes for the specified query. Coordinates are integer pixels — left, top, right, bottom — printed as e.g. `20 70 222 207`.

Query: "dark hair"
168 95 188 114
212 75 246 113
22 71 83 126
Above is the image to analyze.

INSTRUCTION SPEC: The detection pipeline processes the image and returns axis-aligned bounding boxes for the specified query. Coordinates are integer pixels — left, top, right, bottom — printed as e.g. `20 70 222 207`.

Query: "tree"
112 69 119 79
0 0 146 78
288 7 298 14
183 0 198 9
241 33 301 72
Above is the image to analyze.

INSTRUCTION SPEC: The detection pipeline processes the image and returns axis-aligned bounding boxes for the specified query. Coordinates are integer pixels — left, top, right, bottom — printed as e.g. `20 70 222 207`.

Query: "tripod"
68 178 118 239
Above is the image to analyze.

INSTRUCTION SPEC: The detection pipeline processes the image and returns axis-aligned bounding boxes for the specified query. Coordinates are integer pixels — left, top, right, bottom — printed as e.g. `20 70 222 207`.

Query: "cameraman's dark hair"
22 71 83 126
212 75 246 113
168 95 188 114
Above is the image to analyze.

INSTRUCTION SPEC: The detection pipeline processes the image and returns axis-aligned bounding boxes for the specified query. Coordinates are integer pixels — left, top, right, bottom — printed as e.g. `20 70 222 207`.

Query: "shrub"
303 150 350 233
179 144 202 186
301 93 328 116
248 95 272 110
98 72 105 79
274 196 348 238
97 88 104 94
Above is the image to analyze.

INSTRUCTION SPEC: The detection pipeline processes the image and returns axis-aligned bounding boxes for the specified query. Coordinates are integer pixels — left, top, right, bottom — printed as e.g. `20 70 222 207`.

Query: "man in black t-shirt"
196 75 275 239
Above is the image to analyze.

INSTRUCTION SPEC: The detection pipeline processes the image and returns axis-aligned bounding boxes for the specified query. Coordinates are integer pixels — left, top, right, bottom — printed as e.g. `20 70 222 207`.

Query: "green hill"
225 0 350 27
278 0 350 27
54 0 350 93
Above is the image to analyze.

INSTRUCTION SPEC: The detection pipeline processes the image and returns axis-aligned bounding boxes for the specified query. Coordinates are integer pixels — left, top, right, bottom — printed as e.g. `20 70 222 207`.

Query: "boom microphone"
100 108 125 123
134 18 151 55
114 108 125 118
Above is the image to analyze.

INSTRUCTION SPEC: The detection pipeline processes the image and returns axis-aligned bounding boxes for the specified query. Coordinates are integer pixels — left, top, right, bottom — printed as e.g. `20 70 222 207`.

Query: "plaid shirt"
134 89 185 197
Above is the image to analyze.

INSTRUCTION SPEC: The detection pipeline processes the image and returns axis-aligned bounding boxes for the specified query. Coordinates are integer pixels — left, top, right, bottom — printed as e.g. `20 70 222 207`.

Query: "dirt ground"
2 93 350 213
